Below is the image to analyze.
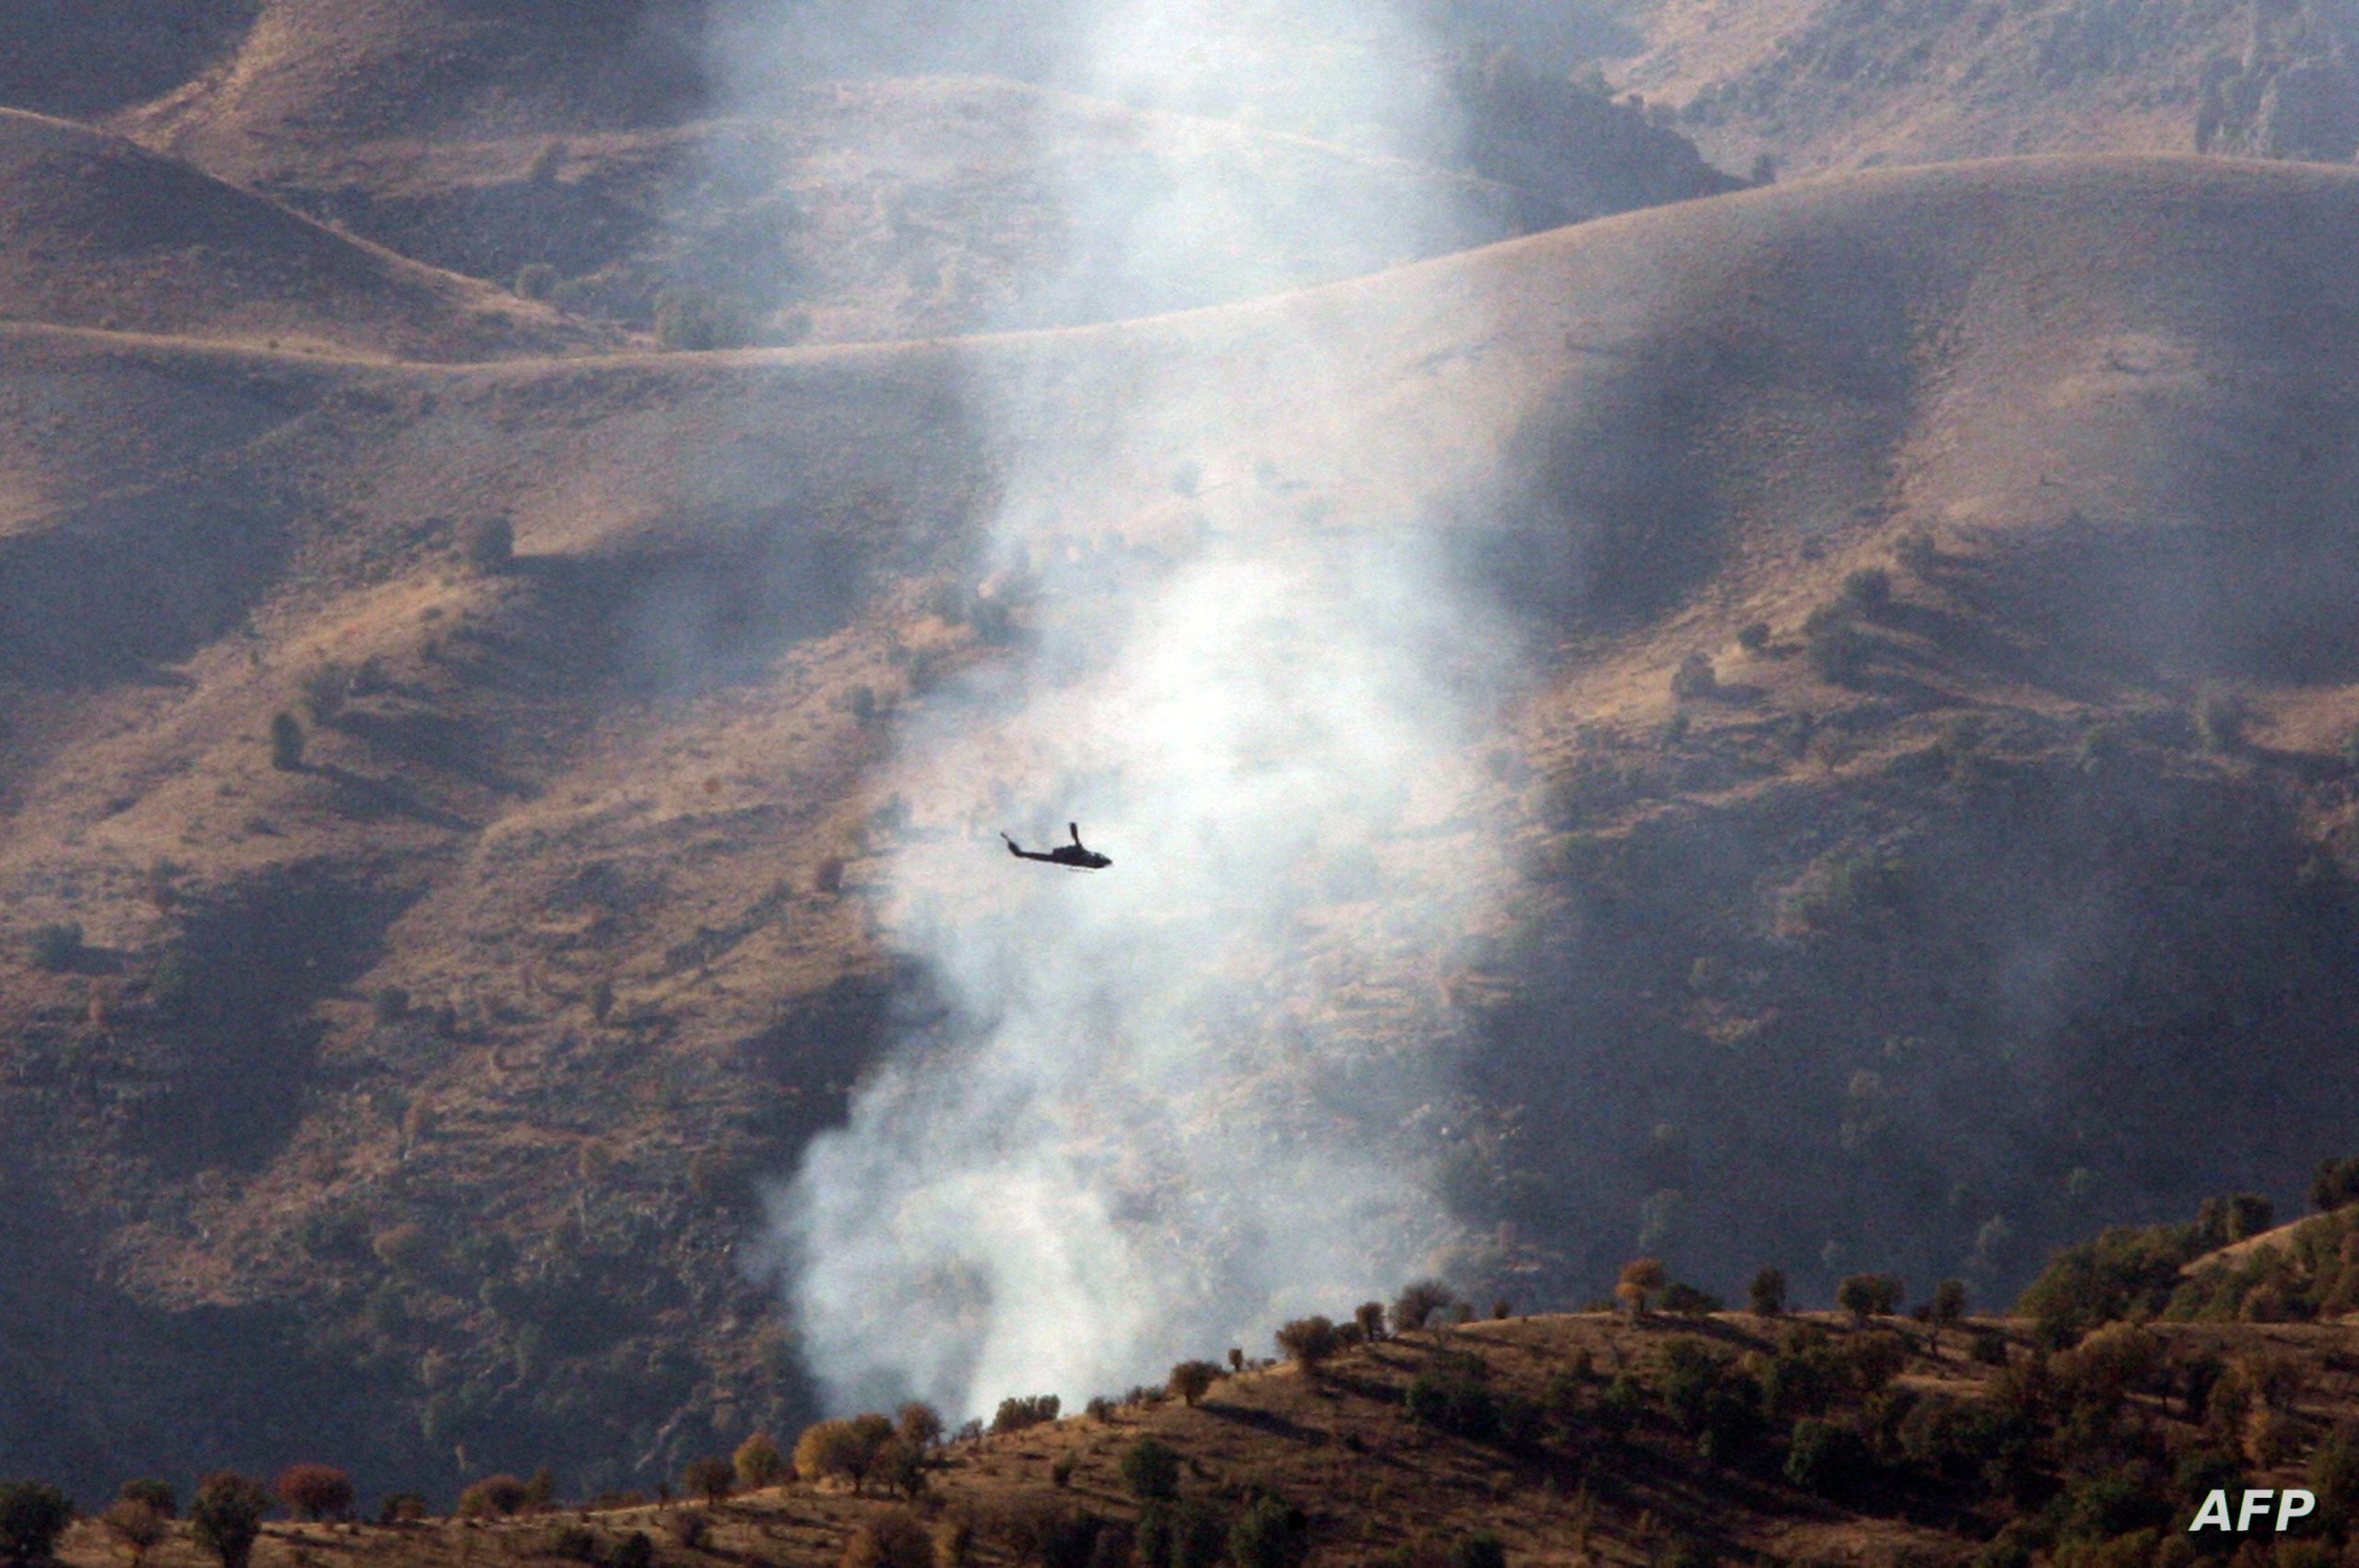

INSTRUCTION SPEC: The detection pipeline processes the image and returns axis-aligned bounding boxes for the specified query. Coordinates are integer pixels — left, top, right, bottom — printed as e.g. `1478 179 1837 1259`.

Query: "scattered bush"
1121 1439 1180 1503
26 921 82 973
992 1394 1061 1435
276 1464 354 1521
191 1474 272 1568
1167 1361 1220 1407
0 1483 74 1567
270 711 306 770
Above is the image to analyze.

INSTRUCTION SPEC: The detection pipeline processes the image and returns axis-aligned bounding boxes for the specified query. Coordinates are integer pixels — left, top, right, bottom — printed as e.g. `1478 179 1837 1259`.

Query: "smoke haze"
745 0 1520 1419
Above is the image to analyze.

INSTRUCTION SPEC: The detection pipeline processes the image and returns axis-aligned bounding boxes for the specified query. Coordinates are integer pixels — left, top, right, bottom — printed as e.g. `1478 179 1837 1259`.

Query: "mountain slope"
5 153 2359 1499
0 110 604 359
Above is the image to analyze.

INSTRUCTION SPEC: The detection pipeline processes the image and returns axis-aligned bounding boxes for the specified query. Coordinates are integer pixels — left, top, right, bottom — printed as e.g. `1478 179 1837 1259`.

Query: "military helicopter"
1001 823 1112 871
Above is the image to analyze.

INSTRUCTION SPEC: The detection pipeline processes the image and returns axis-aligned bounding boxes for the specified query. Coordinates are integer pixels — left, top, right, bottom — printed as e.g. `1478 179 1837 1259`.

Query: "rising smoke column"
767 0 1516 1420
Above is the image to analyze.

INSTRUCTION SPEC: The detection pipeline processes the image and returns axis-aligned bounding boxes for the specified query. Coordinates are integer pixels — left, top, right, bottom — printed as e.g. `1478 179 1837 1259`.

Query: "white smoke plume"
758 0 1520 1421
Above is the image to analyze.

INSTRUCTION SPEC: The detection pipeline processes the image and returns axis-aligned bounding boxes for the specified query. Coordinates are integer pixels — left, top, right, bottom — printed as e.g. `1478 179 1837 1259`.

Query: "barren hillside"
6 146 2359 1502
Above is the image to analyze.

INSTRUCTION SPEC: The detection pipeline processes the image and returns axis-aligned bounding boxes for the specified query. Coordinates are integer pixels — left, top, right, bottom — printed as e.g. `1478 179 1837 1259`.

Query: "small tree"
1168 1360 1220 1407
2311 1156 2359 1213
794 1420 873 1492
1391 1278 1454 1334
1929 1279 1968 1335
0 1483 73 1568
1749 1266 1788 1316
734 1433 788 1490
1121 1438 1181 1503
1353 1301 1387 1342
1785 1419 1871 1498
1616 1258 1668 1316
1736 620 1771 653
683 1457 734 1504
105 1500 168 1568
118 1480 175 1519
276 1464 354 1521
1836 1273 1903 1323
270 711 306 770
1274 1316 1340 1375
896 1402 945 1449
191 1473 272 1568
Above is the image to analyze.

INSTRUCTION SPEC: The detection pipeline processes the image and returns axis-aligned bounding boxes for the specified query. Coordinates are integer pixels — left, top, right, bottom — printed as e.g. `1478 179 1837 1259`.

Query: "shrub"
191 1473 272 1568
1136 1501 1226 1568
460 516 514 574
118 1480 175 1518
26 922 82 973
1660 1281 1721 1316
1894 530 1939 575
1670 652 1718 699
1784 1419 1871 1498
377 1493 428 1526
1167 1361 1219 1407
1839 567 1893 614
371 1223 433 1277
1929 1279 1968 1330
1227 1497 1308 1568
515 263 557 301
992 1394 1060 1434
683 1457 734 1504
457 1474 532 1517
841 1511 935 1568
276 1464 354 1521
298 662 352 725
0 1483 74 1567
1749 1266 1788 1316
270 711 306 770
1121 1438 1180 1503
1049 1455 1075 1489
1273 1316 1340 1373
2308 1423 2359 1521
104 1500 168 1566
2312 1156 2359 1213
665 1510 709 1550
612 1534 656 1568
1837 1272 1903 1321
1736 620 1771 652
843 685 879 722
372 985 410 1024
589 977 616 1024
1391 1279 1454 1333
